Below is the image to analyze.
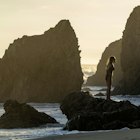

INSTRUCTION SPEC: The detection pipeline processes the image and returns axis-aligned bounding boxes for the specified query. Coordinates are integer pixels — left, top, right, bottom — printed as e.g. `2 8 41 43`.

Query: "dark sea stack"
113 6 140 95
86 39 122 86
61 91 140 131
0 100 58 128
0 20 83 102
60 91 94 120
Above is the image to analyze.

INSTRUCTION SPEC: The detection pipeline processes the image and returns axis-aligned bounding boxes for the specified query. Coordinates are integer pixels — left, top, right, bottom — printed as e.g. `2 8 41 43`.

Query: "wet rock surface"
61 91 140 131
0 100 58 128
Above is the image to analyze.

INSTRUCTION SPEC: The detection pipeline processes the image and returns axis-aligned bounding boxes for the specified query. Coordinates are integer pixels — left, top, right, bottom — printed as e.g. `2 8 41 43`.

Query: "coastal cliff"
113 6 140 95
0 20 83 102
86 39 122 86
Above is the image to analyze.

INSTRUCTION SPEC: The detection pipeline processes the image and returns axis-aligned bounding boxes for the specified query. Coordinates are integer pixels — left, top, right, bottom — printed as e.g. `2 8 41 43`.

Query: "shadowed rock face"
113 6 140 95
0 100 58 128
0 20 83 102
86 39 122 86
60 92 140 131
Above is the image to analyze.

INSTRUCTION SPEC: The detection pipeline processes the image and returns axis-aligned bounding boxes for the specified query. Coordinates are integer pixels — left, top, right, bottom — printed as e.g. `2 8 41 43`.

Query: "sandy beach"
33 128 140 140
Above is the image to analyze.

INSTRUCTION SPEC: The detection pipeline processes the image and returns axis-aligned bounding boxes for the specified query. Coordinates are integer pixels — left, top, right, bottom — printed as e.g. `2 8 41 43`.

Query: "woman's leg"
106 79 111 100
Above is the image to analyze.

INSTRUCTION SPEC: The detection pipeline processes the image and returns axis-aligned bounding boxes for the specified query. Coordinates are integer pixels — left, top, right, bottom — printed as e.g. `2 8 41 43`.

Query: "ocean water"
0 64 139 140
0 103 78 140
0 65 97 140
87 86 140 106
0 86 140 140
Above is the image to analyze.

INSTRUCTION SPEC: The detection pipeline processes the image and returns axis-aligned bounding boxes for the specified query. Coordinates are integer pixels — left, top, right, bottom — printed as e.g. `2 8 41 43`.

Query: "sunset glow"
0 0 140 64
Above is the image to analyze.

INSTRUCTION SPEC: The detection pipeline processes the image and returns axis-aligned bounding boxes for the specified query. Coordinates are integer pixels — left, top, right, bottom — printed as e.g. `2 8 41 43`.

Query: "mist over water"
81 64 97 83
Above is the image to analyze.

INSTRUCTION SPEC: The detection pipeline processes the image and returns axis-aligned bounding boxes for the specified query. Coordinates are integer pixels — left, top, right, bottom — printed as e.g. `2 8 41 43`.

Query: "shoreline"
32 128 140 140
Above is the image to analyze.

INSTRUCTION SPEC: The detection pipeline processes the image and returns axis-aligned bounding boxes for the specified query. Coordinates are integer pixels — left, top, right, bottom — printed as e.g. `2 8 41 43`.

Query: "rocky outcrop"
60 91 140 131
113 6 140 95
0 100 57 128
0 20 83 102
86 39 122 86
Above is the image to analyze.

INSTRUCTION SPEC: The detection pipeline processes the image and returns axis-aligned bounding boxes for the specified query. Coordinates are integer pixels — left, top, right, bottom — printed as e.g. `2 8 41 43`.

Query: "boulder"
60 91 97 120
94 92 105 96
0 20 83 102
60 92 140 131
113 6 140 95
86 39 122 86
0 100 58 128
64 112 103 131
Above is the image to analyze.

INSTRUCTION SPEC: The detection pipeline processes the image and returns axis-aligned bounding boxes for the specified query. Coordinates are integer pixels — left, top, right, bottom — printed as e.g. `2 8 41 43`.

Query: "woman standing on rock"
105 56 116 100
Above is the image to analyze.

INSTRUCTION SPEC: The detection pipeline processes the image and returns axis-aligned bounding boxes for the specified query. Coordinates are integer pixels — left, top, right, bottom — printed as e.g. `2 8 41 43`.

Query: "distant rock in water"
86 39 122 86
94 92 105 96
113 6 140 95
60 91 140 131
0 20 83 102
0 100 57 128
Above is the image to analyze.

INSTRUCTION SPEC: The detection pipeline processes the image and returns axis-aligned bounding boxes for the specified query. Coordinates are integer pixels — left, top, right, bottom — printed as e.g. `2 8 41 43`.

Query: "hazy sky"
0 0 140 64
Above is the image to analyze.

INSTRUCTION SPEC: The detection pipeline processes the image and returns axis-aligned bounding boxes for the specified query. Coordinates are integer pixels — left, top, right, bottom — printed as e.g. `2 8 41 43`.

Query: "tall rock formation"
113 6 140 95
0 20 83 102
86 39 122 86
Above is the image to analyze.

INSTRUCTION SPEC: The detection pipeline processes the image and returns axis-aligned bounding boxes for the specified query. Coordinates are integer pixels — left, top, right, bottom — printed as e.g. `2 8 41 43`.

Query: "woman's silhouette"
105 56 116 100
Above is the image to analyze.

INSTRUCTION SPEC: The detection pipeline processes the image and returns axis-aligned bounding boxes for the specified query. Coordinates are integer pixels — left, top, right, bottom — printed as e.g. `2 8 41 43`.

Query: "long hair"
106 56 116 67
